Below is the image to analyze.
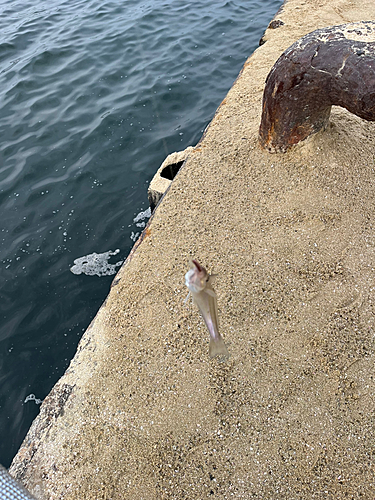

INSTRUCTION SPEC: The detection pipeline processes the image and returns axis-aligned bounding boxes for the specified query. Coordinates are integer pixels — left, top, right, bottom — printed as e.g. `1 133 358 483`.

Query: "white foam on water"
24 393 43 405
133 207 151 224
130 207 151 240
70 249 123 277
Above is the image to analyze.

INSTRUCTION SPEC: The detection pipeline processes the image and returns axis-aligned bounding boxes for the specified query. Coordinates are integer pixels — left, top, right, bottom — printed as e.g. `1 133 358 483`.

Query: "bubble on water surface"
70 249 123 277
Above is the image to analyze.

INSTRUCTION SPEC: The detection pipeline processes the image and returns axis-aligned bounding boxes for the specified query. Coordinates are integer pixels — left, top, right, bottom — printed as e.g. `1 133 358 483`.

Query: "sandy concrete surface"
10 1 375 498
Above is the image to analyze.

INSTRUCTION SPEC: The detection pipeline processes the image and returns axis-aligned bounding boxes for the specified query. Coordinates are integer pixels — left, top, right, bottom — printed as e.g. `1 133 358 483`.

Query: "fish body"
185 259 229 359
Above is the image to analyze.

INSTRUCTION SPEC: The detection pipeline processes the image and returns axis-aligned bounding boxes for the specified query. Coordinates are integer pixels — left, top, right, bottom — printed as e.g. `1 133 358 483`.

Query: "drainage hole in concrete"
160 160 184 180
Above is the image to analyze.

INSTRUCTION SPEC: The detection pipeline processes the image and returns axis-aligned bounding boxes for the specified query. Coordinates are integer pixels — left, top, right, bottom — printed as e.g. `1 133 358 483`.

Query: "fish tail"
209 336 229 359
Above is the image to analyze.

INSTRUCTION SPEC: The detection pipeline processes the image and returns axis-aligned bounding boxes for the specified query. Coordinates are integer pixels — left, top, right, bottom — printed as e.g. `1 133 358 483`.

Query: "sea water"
0 0 282 466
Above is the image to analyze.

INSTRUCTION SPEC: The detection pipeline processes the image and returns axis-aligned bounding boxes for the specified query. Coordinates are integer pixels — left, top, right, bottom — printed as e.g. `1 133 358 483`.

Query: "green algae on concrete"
10 1 375 498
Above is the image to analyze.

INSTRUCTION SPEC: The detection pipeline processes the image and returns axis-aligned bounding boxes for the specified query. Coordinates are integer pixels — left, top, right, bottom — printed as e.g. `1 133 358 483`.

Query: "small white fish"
185 259 229 359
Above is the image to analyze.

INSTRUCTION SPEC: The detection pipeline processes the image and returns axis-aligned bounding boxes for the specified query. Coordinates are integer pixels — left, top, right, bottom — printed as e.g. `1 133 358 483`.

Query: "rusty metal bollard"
259 21 375 153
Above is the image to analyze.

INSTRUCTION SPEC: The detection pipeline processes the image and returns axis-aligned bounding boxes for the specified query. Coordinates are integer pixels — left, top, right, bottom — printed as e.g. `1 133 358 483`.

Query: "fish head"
185 259 209 293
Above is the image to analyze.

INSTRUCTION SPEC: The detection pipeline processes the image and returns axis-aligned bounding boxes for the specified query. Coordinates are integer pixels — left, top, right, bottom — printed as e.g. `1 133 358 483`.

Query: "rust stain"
112 222 153 286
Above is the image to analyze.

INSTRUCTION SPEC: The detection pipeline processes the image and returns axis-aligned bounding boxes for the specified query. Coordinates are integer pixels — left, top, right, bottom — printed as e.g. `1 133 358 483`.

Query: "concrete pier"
10 1 375 498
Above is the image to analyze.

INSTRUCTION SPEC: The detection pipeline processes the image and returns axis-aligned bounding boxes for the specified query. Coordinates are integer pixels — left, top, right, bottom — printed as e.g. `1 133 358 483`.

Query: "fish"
185 259 229 359
0 464 37 500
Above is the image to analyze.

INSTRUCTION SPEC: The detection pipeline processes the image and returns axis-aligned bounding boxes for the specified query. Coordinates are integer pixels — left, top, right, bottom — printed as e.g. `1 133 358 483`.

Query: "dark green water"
0 0 282 466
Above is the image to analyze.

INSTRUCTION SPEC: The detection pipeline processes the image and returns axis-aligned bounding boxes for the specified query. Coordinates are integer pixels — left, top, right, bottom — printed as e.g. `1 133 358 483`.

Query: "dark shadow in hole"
160 160 184 181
